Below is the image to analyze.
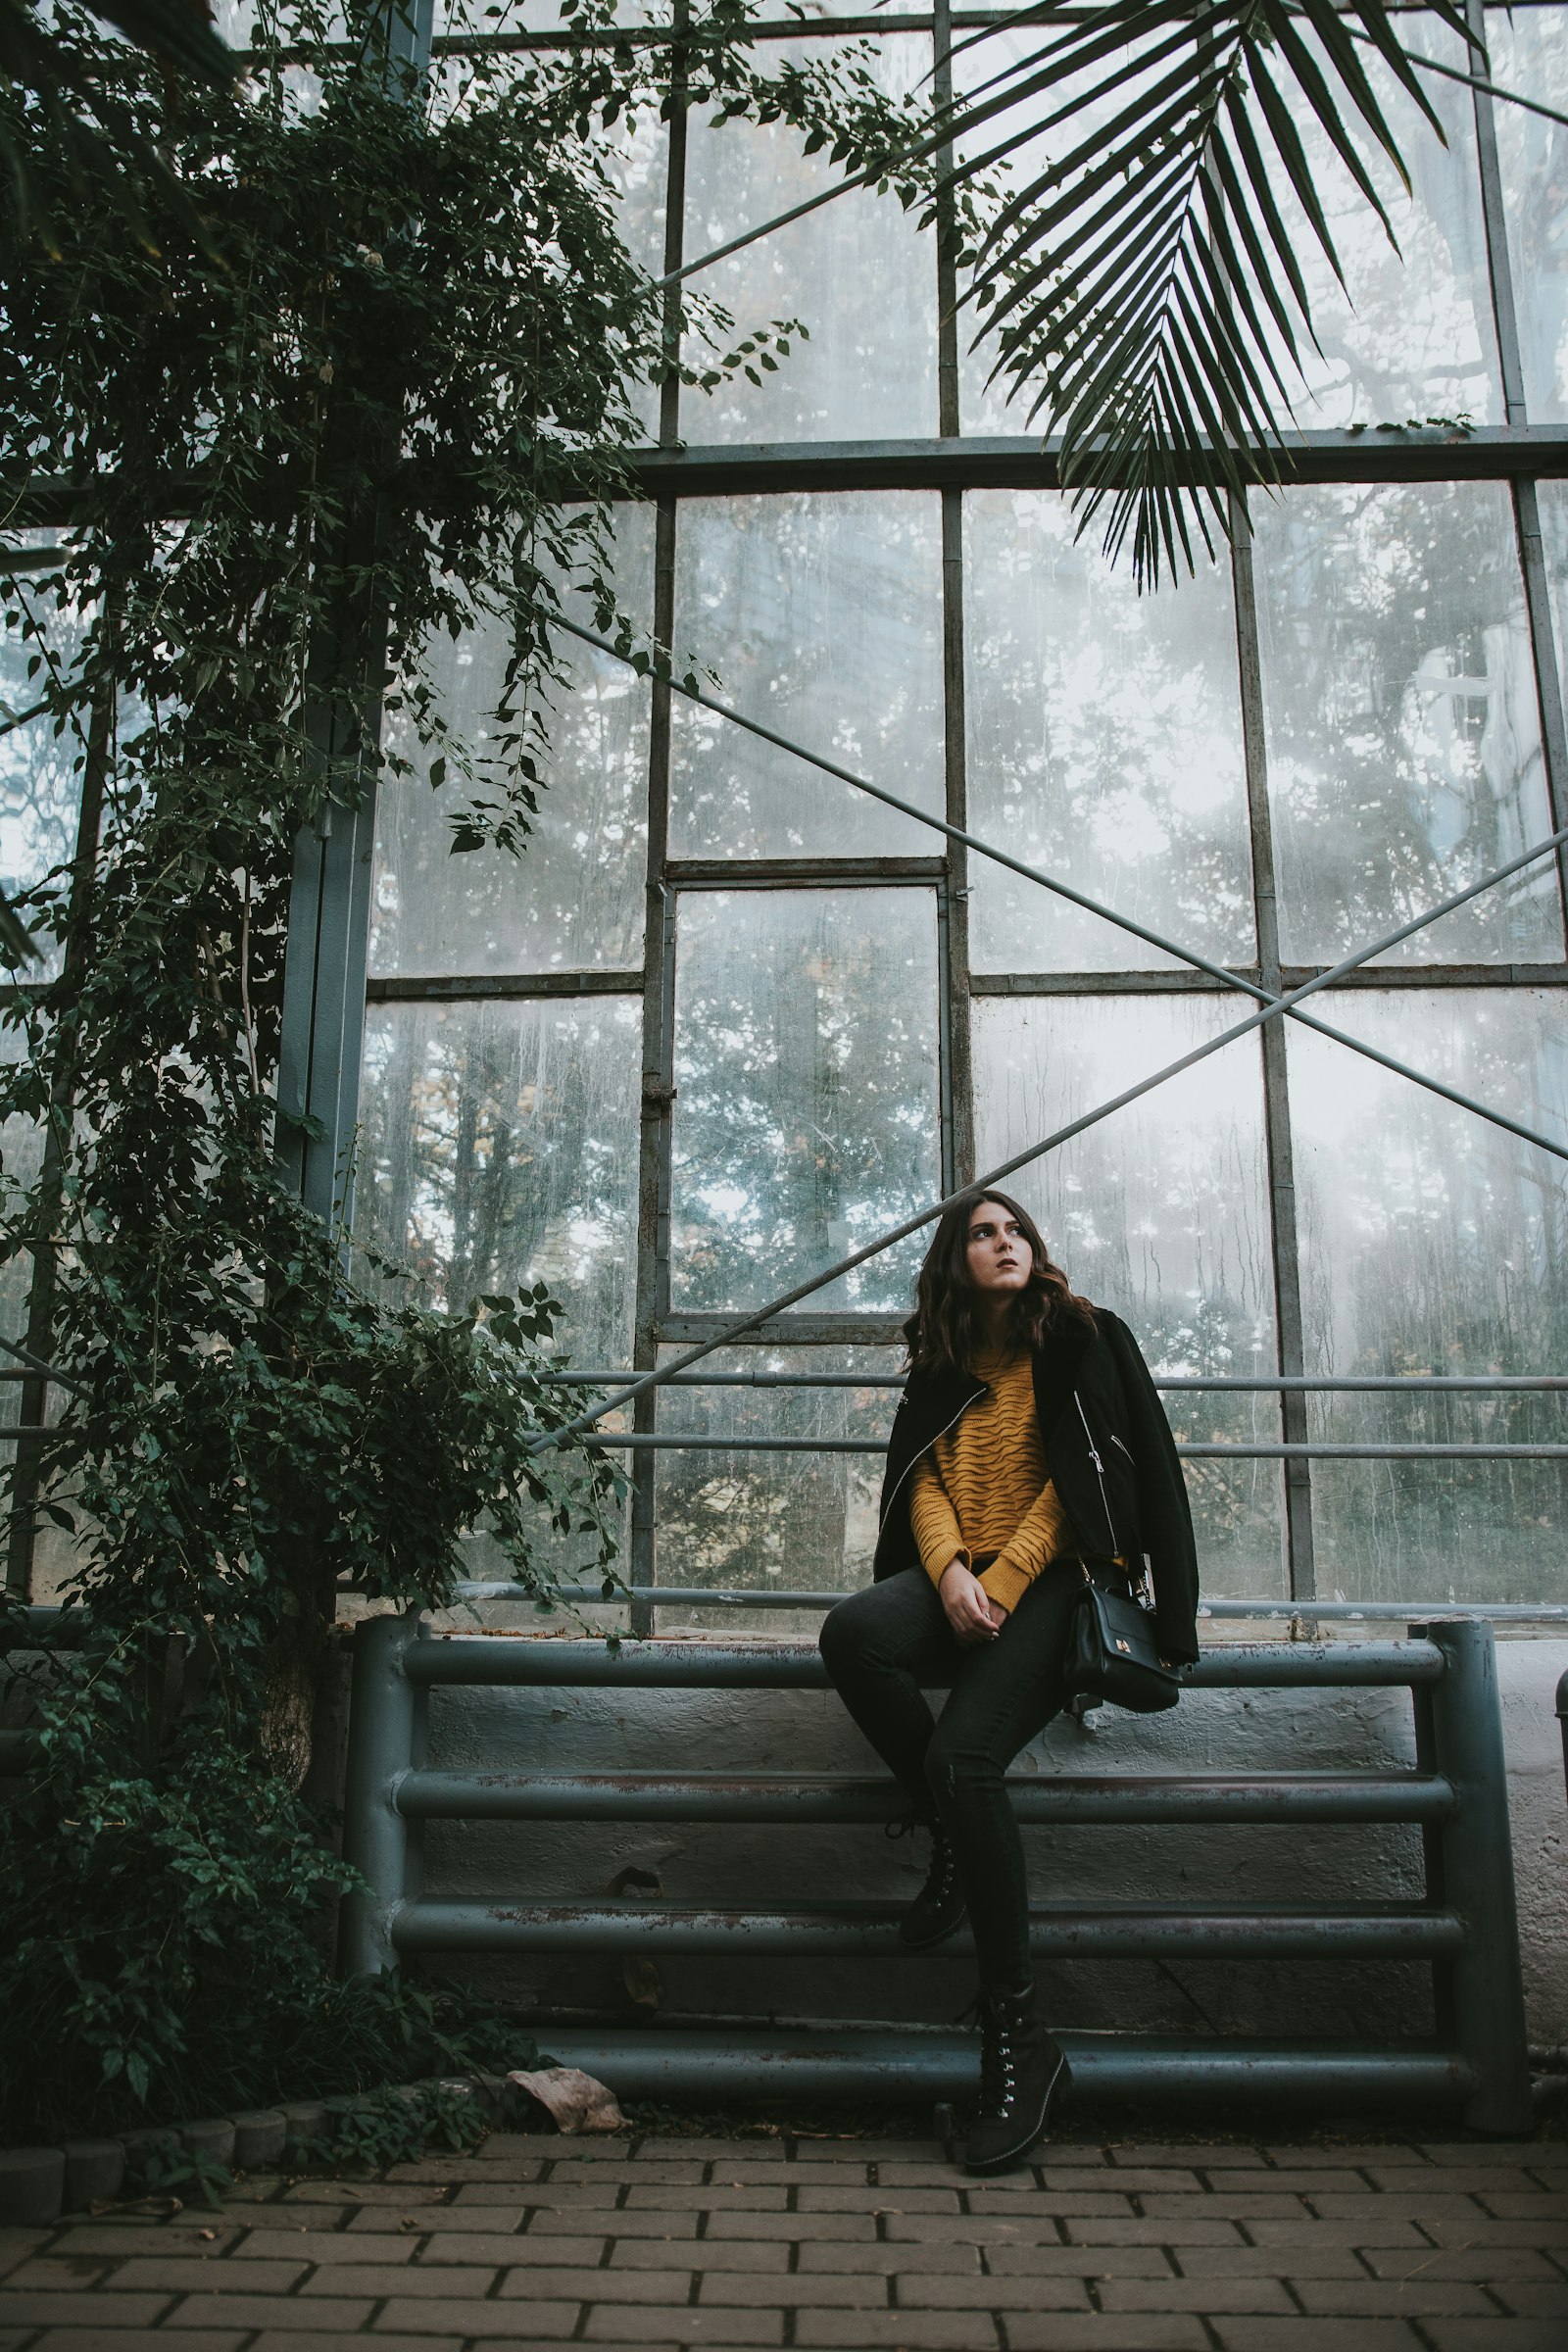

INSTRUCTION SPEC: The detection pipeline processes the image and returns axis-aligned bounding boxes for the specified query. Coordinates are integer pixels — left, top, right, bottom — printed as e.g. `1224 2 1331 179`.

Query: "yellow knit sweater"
907 1347 1070 1615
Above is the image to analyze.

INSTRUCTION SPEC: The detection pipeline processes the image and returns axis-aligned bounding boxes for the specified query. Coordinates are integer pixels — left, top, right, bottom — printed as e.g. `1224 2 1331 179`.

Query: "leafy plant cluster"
0 0 924 2142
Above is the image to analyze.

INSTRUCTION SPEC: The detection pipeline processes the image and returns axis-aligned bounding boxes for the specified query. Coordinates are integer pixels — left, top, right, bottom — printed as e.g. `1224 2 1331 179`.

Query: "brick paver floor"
1 2129 1564 2352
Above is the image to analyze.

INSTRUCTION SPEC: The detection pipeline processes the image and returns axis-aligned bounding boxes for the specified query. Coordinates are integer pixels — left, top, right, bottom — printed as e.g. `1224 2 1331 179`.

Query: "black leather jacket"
871 1307 1200 1666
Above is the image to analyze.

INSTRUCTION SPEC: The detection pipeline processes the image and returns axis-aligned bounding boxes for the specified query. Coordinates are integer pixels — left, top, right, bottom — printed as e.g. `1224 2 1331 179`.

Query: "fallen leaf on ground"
507 2066 626 2133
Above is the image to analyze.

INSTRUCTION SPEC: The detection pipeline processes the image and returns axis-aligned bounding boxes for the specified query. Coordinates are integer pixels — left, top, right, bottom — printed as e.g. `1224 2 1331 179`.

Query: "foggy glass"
973 996 1285 1596
1250 481 1559 966
1257 16 1499 428
1288 990 1568 1605
653 1345 899 1629
955 16 1498 434
669 888 941 1311
964 491 1253 972
1488 5 1568 419
1 547 94 982
681 35 938 442
358 995 641 1364
670 493 944 858
370 505 655 977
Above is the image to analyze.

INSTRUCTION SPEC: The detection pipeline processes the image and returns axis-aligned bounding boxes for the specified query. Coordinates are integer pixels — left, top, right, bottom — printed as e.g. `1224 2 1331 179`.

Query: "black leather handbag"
1066 1569 1182 1714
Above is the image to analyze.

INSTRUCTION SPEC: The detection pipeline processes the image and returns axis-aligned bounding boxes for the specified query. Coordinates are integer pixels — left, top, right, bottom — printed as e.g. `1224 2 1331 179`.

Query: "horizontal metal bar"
366 970 640 1003
572 1435 1568 1458
19 433 1568 537
393 1766 1455 1827
622 428 1568 502
972 962 1568 995
664 858 948 886
393 1897 1462 1961
440 1584 1568 1623
400 1637 1445 1690
520 1368 1568 1393
518 2026 1469 2111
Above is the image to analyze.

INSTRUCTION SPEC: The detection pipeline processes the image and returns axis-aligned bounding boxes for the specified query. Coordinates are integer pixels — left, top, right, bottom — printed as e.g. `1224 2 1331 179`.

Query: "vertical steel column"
275 0 435 1232
627 13 689 1637
340 1608 421 1975
933 0 975 1189
1230 501 1315 1605
1415 1618 1533 2132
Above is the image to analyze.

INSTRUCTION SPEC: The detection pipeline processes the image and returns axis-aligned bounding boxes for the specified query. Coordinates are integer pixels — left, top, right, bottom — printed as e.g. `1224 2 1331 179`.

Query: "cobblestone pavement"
1 2130 1564 2352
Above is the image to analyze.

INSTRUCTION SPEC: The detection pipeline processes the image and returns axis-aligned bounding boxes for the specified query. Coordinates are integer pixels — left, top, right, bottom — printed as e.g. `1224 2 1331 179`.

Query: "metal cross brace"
530 622 1568 1451
554 612 1568 1160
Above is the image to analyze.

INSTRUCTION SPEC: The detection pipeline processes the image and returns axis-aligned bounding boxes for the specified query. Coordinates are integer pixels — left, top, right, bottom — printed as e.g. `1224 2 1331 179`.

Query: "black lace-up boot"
962 1982 1069 2174
893 1817 967 1950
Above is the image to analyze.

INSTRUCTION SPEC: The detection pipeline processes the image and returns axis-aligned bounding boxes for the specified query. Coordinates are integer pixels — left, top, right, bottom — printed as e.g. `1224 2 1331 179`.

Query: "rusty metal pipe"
399 1636 1446 1690
392 1897 1463 1962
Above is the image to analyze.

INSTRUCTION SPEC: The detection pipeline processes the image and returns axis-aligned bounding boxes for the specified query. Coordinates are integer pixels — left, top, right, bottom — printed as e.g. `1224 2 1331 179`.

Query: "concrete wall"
412 1634 1568 2050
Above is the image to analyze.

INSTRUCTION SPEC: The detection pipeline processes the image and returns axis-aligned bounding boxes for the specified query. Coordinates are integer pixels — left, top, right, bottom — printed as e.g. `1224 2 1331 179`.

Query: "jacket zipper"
879 1389 985 1528
1109 1432 1135 1466
1076 1391 1121 1557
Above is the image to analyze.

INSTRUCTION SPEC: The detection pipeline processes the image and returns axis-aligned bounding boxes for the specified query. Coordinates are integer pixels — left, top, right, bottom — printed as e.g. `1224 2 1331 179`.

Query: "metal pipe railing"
519 1368 1568 1393
525 1434 1568 1458
438 1585 1568 1623
338 1615 1534 2127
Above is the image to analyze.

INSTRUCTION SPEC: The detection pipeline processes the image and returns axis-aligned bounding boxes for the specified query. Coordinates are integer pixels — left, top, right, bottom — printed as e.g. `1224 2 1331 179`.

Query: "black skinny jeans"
819 1563 1099 1994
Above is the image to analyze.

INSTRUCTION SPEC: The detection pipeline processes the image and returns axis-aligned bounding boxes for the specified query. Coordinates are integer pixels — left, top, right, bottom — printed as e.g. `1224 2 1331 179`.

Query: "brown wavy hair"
903 1188 1097 1376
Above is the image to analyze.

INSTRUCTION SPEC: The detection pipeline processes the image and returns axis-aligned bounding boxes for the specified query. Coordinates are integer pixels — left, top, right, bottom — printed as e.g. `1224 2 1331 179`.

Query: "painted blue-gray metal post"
1417 1619 1533 2132
340 1610 420 1975
275 0 433 1229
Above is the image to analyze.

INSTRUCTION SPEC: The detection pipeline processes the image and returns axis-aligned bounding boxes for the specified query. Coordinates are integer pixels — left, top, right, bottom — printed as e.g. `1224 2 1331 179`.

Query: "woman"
819 1189 1200 2174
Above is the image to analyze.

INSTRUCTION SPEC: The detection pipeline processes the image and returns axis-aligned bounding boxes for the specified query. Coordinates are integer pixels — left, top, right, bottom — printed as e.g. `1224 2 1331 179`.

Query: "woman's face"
964 1200 1033 1300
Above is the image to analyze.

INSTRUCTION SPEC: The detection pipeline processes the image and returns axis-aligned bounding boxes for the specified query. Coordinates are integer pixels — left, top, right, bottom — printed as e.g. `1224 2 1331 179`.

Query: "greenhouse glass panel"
681 35 938 442
0 1024 43 1434
358 995 641 1364
669 888 941 1310
1288 990 1568 1606
1488 5 1568 420
370 506 656 976
1251 480 1559 966
963 491 1253 972
954 14 1497 433
1254 14 1499 428
1 543 95 982
670 493 944 858
972 996 1284 1597
653 1345 898 1630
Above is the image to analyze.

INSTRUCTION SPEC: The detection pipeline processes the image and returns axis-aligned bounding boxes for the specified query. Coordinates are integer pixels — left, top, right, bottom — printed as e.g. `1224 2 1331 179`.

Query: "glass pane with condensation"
1251 480 1559 966
1488 4 1568 419
973 995 1284 1598
1288 989 1568 1605
1255 13 1500 429
964 491 1253 972
681 34 938 442
956 13 1499 434
370 506 655 976
2 541 94 981
0 1021 43 1432
670 493 944 858
653 1343 902 1631
358 995 641 1363
670 888 941 1309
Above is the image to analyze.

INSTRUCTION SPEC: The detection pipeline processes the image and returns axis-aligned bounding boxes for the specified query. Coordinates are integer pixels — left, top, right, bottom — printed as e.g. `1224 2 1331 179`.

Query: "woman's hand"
938 1559 1006 1644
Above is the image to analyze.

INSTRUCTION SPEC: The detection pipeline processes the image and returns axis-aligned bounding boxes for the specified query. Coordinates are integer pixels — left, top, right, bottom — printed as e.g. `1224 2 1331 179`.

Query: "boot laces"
977 1995 1020 2119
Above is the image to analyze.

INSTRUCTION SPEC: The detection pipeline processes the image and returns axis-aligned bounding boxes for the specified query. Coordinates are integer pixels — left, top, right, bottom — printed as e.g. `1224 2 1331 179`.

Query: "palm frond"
938 0 1477 584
